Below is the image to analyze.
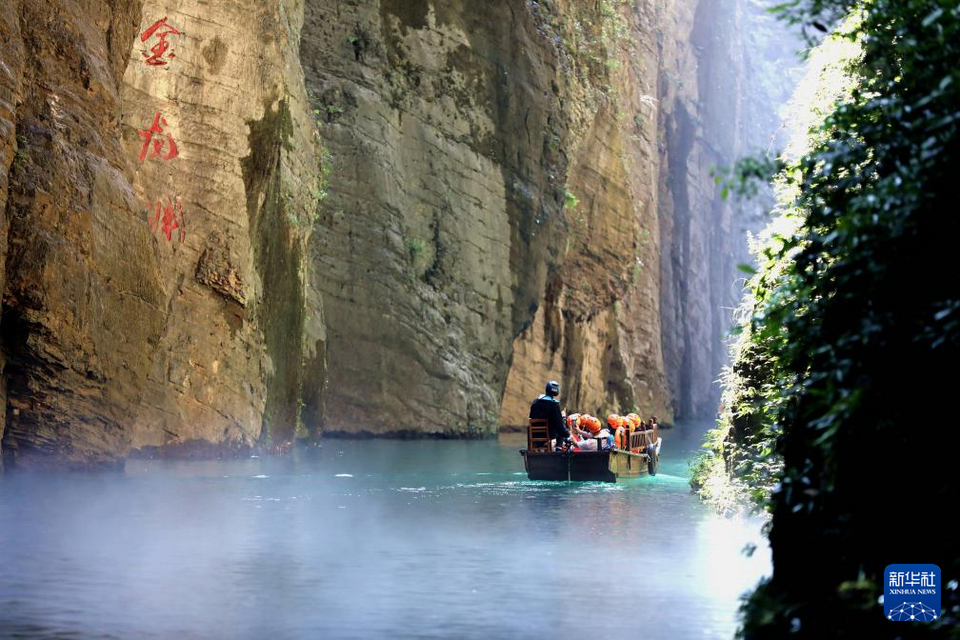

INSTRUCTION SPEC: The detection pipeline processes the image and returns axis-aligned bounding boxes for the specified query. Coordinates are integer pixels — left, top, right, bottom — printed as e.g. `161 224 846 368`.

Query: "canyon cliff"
0 0 791 467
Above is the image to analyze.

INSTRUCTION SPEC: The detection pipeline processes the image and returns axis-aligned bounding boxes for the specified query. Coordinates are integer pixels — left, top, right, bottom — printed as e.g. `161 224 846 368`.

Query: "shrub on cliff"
700 0 960 636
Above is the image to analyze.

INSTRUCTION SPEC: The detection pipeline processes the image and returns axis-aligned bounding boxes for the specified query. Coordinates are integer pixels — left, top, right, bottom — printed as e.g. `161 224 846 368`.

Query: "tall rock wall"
0 0 794 466
301 0 563 436
0 0 163 469
657 0 742 421
118 0 318 454
658 0 800 420
304 0 676 435
498 0 672 427
0 0 318 467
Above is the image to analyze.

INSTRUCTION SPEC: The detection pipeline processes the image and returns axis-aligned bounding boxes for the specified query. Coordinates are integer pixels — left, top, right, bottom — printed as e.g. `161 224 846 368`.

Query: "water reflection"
0 423 768 639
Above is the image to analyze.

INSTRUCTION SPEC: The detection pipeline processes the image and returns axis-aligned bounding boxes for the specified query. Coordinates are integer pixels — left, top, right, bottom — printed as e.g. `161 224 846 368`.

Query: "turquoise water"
0 422 768 639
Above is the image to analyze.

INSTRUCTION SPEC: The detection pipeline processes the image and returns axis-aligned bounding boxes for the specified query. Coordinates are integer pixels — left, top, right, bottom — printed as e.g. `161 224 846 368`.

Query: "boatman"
530 380 569 451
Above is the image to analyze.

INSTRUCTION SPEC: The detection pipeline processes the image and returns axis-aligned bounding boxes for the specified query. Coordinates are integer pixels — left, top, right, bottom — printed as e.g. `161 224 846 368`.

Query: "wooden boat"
520 419 662 482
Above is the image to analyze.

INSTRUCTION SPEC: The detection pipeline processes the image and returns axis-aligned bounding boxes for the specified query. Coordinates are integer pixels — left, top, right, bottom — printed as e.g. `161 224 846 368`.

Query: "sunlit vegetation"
693 0 960 636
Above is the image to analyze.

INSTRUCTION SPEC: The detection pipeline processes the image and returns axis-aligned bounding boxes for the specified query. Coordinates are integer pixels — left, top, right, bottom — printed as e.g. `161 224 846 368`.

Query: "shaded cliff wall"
657 0 740 421
301 0 560 437
0 0 164 469
658 0 799 420
302 0 674 435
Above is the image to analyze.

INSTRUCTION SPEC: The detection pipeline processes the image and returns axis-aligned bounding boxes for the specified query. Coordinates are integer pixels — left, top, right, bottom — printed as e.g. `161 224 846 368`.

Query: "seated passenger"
597 428 615 451
529 380 569 451
623 414 641 452
606 414 626 449
566 414 582 445
571 415 600 451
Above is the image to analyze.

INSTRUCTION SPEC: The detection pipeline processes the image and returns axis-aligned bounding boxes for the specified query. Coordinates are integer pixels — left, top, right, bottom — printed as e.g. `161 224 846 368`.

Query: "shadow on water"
0 421 768 640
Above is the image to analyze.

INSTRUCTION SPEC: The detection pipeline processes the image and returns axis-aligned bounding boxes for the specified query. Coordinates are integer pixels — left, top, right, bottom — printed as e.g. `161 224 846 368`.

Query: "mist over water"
0 423 768 639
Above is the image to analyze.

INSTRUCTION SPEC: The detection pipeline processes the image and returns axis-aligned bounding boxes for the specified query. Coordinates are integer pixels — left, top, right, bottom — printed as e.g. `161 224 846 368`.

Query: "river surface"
0 422 768 639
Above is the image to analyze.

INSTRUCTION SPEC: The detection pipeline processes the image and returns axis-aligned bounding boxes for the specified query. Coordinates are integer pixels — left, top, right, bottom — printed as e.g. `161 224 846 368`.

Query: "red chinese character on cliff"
138 112 179 162
148 197 186 242
141 17 179 66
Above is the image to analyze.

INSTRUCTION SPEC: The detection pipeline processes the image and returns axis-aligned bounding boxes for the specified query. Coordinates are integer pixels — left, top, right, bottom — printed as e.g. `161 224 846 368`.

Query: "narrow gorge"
0 0 794 468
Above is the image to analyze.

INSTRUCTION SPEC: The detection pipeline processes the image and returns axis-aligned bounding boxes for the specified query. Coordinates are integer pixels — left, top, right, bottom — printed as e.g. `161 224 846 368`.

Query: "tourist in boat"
572 415 614 451
566 414 581 445
529 380 569 451
570 415 601 451
606 414 622 433
597 426 615 451
624 414 641 452
607 414 629 449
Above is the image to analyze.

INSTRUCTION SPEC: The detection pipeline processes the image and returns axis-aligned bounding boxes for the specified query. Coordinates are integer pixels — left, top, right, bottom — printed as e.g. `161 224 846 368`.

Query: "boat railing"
628 427 659 453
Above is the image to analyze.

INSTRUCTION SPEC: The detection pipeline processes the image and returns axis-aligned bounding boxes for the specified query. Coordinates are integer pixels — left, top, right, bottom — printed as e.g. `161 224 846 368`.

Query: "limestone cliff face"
657 0 743 420
0 0 318 467
500 0 798 425
118 0 318 454
657 0 800 419
301 0 558 436
0 0 791 466
304 0 676 435
498 0 673 427
0 0 164 468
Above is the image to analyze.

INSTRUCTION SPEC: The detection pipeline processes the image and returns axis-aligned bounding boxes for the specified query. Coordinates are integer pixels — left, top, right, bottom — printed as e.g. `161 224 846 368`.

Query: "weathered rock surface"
657 0 800 419
1 0 318 467
0 0 164 469
499 0 673 426
119 0 318 455
0 0 795 466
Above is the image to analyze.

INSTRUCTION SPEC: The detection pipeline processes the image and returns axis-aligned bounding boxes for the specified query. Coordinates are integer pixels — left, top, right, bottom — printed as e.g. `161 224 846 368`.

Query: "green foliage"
313 104 345 125
552 0 629 99
713 156 785 201
690 285 787 517
12 134 28 170
308 149 334 222
704 0 960 636
688 420 758 516
346 27 370 60
405 236 424 261
563 189 580 211
289 149 333 228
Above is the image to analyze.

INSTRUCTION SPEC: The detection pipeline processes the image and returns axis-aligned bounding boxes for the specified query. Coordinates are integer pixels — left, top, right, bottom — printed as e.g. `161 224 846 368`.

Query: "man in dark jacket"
529 380 569 450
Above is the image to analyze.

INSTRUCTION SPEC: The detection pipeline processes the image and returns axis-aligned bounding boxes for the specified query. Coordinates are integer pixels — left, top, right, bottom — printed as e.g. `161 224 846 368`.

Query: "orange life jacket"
615 427 626 449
